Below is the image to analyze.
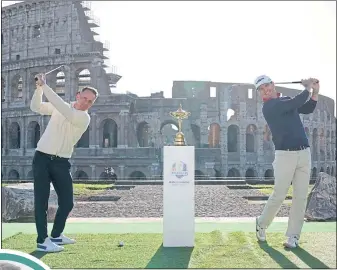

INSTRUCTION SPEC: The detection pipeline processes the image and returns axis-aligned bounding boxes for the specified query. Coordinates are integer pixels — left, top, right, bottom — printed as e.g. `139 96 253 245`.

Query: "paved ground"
2 217 335 240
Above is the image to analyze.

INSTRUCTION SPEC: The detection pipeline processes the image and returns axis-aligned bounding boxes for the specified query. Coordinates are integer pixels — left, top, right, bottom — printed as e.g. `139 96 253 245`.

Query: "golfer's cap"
254 75 272 89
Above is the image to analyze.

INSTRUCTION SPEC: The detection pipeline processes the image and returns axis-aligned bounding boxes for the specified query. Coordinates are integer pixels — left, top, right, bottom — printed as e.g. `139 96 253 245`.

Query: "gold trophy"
169 104 191 146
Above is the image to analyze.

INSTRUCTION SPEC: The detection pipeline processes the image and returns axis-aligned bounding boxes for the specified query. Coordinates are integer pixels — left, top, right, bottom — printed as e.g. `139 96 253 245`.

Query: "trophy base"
174 132 186 146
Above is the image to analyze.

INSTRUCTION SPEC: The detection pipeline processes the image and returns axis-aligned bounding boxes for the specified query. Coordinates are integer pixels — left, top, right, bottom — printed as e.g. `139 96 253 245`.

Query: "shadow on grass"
289 246 330 269
258 242 299 269
29 250 47 260
146 244 193 269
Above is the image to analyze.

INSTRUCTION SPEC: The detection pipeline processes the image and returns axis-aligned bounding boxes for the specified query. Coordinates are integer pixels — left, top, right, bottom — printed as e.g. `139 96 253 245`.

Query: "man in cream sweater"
31 73 98 252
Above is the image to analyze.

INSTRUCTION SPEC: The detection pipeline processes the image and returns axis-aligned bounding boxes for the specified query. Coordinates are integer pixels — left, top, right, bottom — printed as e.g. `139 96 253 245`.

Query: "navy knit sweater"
262 89 317 150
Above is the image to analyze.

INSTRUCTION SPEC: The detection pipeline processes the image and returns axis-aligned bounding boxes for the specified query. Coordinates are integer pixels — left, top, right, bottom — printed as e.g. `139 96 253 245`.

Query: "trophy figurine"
169 104 191 146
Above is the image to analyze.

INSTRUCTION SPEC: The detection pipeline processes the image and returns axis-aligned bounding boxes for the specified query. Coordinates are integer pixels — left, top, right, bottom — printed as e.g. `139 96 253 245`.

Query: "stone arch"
160 120 179 146
312 128 318 161
312 167 317 178
55 71 65 96
8 169 19 180
227 124 239 152
9 122 20 149
264 169 274 179
195 170 206 180
129 171 147 180
11 74 23 99
76 127 90 148
74 170 89 180
137 121 151 147
320 167 324 173
263 125 273 151
191 124 201 147
227 168 240 177
331 166 335 176
100 118 118 148
27 170 33 180
77 68 91 92
246 124 257 152
208 123 220 148
245 168 257 178
27 121 40 148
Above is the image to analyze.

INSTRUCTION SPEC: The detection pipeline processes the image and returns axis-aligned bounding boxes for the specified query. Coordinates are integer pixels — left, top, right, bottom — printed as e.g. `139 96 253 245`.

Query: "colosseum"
1 1 336 182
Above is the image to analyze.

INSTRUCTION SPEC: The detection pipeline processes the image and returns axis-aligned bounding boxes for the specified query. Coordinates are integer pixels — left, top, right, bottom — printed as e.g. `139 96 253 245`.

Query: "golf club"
34 65 64 81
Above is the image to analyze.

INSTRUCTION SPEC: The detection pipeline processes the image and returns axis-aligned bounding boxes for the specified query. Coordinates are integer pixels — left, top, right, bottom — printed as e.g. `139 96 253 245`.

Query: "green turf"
2 232 335 269
72 183 113 196
2 183 113 196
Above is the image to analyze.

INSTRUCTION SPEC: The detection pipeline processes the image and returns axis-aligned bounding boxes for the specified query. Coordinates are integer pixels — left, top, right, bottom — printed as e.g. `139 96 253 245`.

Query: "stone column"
118 165 125 180
200 104 208 147
118 110 129 148
316 110 321 164
90 164 96 180
64 65 72 102
20 118 25 156
89 112 99 148
239 126 246 173
4 73 10 107
220 124 228 176
257 126 264 163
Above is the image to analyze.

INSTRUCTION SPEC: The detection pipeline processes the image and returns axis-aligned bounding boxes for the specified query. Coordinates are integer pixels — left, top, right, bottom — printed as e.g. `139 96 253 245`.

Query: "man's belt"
36 151 68 160
279 145 310 151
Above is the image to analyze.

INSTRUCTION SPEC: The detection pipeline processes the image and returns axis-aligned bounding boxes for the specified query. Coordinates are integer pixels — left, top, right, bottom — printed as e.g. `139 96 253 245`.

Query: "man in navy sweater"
254 75 319 248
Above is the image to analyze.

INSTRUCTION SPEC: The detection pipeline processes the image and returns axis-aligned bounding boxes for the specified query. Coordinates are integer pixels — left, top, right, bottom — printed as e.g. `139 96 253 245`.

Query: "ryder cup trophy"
169 104 191 146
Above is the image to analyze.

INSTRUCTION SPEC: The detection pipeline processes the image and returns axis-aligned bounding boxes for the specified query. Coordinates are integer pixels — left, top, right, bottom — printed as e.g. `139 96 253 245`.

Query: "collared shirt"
30 84 90 158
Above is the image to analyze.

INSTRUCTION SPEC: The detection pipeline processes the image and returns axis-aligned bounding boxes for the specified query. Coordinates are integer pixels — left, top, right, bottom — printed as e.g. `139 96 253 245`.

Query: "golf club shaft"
275 80 319 85
35 65 64 81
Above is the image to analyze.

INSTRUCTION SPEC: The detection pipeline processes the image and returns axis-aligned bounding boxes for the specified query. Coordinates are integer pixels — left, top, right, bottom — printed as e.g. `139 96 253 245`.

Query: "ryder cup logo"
171 161 188 179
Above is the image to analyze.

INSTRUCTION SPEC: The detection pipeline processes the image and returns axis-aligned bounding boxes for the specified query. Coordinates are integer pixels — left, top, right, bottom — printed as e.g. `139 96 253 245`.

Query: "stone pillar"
90 112 99 148
20 118 25 156
90 164 96 180
118 110 129 148
220 125 228 176
240 126 246 173
118 165 125 180
257 126 264 164
63 65 72 102
4 73 10 107
200 104 208 147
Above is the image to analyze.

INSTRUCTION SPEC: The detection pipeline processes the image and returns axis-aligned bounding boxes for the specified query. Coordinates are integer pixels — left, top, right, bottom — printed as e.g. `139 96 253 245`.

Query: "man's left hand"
311 78 320 95
35 73 46 87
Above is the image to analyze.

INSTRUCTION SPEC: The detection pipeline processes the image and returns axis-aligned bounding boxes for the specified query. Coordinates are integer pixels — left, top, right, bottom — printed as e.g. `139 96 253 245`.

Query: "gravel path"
70 185 291 218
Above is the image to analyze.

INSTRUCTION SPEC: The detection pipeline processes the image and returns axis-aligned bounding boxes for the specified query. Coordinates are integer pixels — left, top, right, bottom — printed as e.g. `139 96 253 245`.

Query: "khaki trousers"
258 147 311 238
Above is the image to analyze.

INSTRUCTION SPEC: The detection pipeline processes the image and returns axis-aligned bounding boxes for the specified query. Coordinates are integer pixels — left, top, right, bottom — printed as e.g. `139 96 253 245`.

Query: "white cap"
254 75 272 89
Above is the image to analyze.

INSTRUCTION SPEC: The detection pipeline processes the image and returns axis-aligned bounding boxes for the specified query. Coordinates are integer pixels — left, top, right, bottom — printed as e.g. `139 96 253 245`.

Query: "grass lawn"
250 185 314 198
72 183 113 197
2 183 113 197
2 231 335 269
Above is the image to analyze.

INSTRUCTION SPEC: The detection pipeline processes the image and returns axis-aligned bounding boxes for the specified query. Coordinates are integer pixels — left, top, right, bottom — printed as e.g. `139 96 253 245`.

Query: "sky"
2 1 336 111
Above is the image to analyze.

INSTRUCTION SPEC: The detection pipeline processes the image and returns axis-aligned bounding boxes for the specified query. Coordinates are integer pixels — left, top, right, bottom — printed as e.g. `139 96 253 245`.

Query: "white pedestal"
163 146 195 247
